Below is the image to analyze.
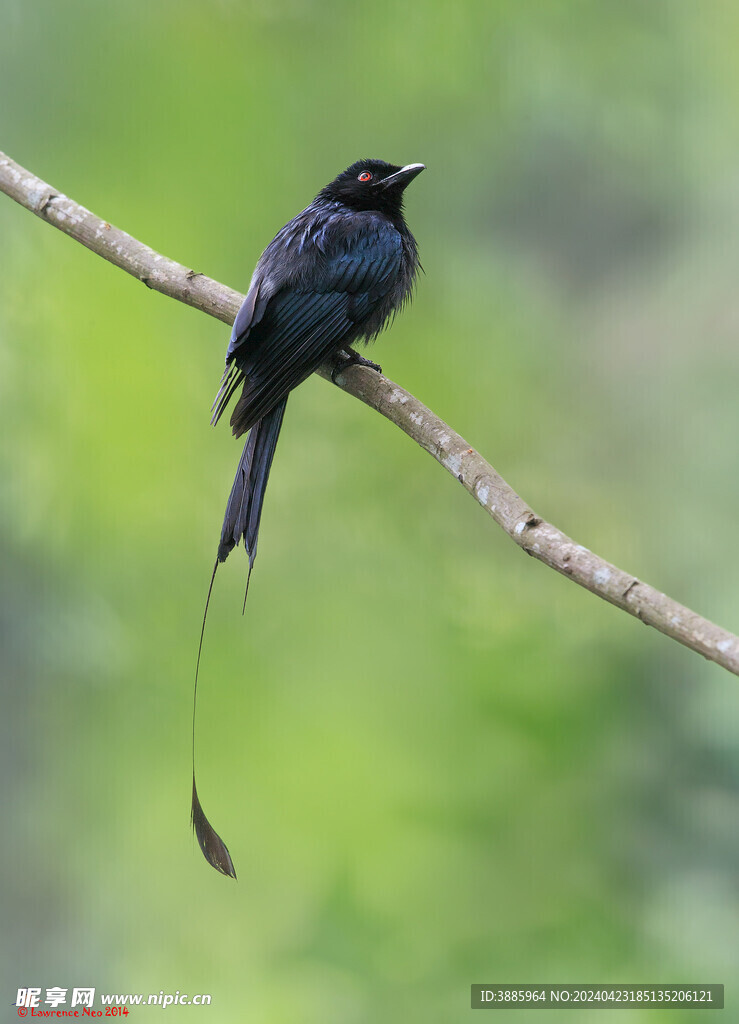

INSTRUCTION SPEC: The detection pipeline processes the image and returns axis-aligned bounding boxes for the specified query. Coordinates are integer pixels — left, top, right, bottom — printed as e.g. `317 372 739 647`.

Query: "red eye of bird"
358 171 373 182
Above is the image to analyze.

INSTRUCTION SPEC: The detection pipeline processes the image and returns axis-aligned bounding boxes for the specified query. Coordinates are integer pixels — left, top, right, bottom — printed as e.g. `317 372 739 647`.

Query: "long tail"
217 397 288 568
191 397 288 878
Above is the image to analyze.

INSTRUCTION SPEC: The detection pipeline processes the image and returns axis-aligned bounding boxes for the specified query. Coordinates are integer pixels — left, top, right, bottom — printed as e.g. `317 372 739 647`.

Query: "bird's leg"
343 346 383 373
331 347 383 383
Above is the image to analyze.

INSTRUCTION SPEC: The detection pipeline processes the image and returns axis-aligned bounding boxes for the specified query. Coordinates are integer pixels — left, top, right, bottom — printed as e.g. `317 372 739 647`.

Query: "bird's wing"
217 219 403 436
211 276 271 425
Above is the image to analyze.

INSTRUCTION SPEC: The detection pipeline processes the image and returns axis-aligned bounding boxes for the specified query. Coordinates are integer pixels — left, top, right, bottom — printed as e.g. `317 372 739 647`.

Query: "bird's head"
319 159 425 216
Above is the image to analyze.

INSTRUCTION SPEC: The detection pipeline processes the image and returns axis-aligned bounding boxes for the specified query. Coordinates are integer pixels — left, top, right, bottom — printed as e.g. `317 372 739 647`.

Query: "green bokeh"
2 2 738 1021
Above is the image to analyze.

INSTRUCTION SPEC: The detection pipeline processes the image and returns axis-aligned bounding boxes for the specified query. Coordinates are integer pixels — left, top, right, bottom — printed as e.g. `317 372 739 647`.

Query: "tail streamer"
190 560 236 879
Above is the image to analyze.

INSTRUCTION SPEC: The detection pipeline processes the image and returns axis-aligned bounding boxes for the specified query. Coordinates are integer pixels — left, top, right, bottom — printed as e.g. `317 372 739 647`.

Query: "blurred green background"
2 1 738 1020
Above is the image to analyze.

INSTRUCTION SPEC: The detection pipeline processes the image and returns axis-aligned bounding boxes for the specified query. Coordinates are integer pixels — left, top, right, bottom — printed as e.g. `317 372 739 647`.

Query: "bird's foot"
331 348 383 384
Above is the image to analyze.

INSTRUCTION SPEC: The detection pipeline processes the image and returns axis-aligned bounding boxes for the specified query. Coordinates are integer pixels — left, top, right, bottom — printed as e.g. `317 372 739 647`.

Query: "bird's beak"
377 163 426 190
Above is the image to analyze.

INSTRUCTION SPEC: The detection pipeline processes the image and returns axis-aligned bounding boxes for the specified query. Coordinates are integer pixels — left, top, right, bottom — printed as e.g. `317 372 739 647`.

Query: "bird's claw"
331 348 383 384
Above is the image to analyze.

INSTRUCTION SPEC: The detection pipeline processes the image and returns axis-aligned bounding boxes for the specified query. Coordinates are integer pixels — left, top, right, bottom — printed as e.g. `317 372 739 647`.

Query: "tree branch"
2 149 738 677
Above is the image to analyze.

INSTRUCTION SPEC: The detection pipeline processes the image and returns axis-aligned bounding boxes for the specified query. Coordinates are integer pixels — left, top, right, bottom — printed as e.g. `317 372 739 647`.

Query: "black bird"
191 158 425 877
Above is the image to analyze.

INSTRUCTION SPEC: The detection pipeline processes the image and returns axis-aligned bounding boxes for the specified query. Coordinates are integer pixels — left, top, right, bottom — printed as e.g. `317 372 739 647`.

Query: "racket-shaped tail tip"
191 777 237 879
